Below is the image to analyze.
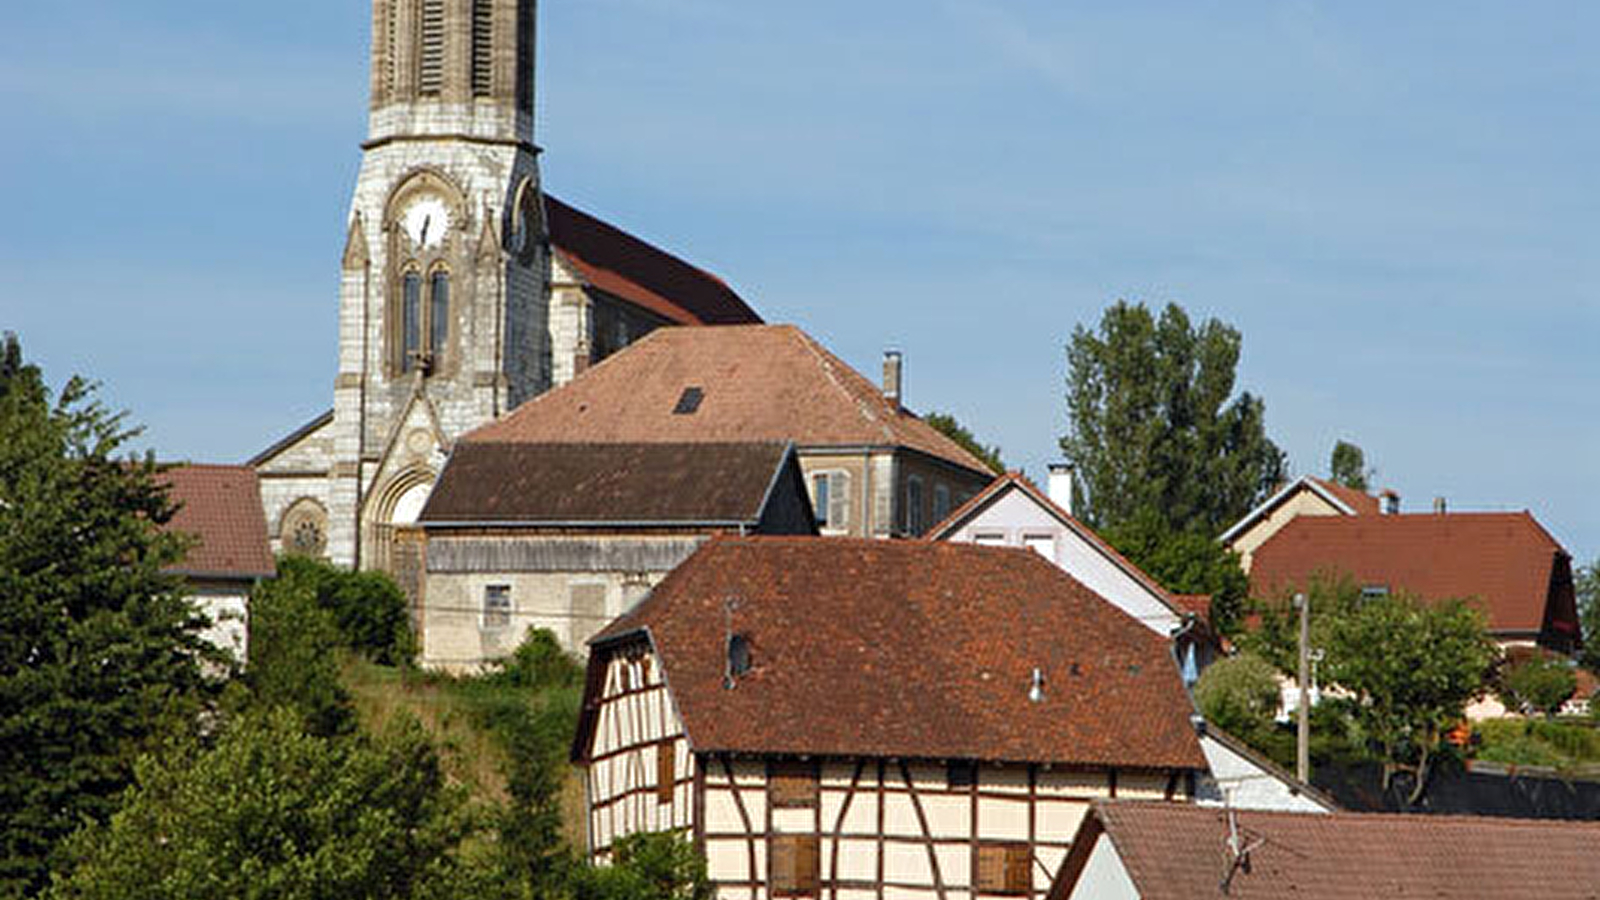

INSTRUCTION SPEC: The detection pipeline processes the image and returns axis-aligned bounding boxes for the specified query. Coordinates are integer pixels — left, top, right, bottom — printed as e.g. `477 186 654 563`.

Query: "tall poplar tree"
0 334 218 895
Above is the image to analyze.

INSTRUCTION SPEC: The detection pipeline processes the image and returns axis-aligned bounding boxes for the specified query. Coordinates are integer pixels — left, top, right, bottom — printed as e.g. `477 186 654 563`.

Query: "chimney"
1381 489 1400 515
882 350 903 407
1048 463 1075 515
1434 496 1447 515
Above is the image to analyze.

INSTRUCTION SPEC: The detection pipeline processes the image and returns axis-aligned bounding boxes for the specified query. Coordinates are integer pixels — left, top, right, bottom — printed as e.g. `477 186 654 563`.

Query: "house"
158 464 276 661
1248 511 1581 655
1220 476 1393 572
464 324 997 539
925 468 1217 684
1193 725 1337 814
414 442 816 669
1047 801 1600 900
571 538 1206 899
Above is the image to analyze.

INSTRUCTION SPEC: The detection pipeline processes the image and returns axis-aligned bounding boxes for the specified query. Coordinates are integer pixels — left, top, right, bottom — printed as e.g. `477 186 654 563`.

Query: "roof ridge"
789 328 899 445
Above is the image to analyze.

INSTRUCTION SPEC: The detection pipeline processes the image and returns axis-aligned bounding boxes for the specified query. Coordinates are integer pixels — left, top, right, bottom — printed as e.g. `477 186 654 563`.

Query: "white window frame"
810 469 851 534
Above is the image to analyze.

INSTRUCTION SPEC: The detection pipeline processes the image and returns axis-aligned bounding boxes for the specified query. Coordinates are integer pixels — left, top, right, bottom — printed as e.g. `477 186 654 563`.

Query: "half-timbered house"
571 538 1207 899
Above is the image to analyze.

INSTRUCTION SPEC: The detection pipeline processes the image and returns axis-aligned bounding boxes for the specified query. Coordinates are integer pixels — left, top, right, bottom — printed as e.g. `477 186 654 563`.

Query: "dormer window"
673 387 705 415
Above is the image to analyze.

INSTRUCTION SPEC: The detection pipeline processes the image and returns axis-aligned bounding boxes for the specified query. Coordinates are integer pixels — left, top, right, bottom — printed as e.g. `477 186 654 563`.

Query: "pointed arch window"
401 270 423 372
399 267 450 374
428 269 451 360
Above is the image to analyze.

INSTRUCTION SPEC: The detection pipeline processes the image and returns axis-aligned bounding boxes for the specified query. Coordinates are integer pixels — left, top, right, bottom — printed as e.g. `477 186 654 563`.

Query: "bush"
1195 652 1281 739
247 573 356 737
271 556 416 666
573 832 712 900
1499 656 1577 719
489 629 584 691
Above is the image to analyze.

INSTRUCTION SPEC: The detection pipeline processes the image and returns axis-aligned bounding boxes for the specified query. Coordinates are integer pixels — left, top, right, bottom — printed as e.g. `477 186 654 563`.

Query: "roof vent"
725 634 752 688
1028 668 1045 703
882 350 903 407
1433 496 1447 515
673 386 705 415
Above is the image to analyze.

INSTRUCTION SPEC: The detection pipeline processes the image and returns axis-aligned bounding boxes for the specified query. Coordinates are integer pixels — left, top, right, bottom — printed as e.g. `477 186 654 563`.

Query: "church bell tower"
328 0 549 572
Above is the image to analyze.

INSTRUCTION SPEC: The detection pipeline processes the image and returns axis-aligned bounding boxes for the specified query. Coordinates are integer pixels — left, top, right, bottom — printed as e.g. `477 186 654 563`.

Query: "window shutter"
770 835 820 896
656 740 675 805
768 761 820 809
1005 844 1032 894
770 836 796 893
976 843 1031 895
829 473 850 530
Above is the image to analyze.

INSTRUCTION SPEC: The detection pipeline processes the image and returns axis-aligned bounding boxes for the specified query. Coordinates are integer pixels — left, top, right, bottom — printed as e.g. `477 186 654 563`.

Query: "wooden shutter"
976 843 1031 895
656 740 675 805
769 760 820 808
829 473 850 529
769 835 820 896
1005 843 1032 894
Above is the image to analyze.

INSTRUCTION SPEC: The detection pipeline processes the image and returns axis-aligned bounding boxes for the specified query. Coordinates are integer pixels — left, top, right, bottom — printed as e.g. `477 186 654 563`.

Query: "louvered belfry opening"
418 0 446 96
471 0 494 97
516 0 535 112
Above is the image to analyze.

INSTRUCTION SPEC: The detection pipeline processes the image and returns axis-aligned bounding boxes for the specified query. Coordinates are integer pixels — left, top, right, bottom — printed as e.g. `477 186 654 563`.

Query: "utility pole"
1295 591 1310 784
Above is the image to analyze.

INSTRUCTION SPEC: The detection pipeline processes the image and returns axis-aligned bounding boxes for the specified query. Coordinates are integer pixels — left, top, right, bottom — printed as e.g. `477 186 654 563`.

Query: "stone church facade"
253 0 760 581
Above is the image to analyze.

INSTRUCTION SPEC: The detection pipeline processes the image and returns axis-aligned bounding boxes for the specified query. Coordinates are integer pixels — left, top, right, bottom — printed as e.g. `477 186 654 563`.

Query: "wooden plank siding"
581 646 1194 899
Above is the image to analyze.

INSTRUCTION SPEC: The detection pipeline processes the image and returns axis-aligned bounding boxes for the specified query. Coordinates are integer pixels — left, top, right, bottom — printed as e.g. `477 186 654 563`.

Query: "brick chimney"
882 350 903 407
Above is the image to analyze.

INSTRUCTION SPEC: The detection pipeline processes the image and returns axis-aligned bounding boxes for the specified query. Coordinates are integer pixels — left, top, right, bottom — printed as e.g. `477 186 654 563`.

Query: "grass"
1473 717 1600 773
342 656 589 845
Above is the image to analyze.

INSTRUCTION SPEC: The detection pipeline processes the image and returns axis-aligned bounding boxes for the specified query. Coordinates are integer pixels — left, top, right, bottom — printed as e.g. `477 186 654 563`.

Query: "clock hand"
421 215 432 246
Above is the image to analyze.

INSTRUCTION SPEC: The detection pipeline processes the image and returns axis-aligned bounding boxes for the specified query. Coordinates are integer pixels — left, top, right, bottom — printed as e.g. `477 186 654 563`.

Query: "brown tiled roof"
419 442 801 525
467 325 996 477
581 538 1205 770
546 195 762 326
159 465 275 580
1249 512 1577 639
1050 801 1600 900
1308 478 1382 516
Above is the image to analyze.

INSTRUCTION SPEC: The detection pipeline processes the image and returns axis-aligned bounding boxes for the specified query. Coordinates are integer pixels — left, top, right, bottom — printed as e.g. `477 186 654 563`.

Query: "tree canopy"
925 412 1005 475
1329 440 1372 492
1578 558 1600 673
0 333 220 895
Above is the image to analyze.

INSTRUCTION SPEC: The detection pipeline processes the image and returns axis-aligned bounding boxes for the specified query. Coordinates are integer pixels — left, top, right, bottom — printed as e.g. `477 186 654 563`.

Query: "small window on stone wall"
281 500 329 559
483 585 511 630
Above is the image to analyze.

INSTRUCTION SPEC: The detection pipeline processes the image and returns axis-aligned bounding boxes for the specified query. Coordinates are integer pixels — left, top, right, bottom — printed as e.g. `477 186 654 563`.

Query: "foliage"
925 412 1006 475
486 628 585 692
272 555 416 666
572 833 712 900
1498 656 1577 719
1194 652 1281 739
0 333 221 896
1319 592 1499 803
1474 717 1600 771
1059 301 1287 536
247 572 358 738
1103 509 1252 634
1328 440 1371 492
49 708 471 900
1579 558 1600 673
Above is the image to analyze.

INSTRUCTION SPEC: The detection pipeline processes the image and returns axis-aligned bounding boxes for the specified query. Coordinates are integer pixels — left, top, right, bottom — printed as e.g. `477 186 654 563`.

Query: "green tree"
1499 656 1577 719
1101 509 1251 634
572 833 712 900
1060 301 1287 535
49 709 471 900
247 571 358 738
925 412 1005 475
1194 652 1281 740
1329 440 1371 492
271 555 415 666
0 334 220 895
1578 558 1600 673
1320 593 1498 804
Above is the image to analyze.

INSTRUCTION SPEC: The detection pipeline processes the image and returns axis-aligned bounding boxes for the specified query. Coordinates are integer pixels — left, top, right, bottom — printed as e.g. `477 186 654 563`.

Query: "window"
768 761 819 809
483 585 511 629
418 0 445 95
947 760 977 789
1024 534 1055 559
811 471 850 531
656 740 676 804
673 387 705 415
933 484 951 524
471 0 494 96
1361 585 1391 600
401 271 422 372
904 476 925 536
428 269 450 360
974 532 1007 547
769 835 820 896
975 843 1032 895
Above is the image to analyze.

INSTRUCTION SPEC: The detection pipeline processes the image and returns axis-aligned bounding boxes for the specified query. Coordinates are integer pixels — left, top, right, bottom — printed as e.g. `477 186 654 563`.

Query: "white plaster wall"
946 488 1181 636
586 648 691 859
188 583 250 663
1066 835 1140 900
1196 735 1330 813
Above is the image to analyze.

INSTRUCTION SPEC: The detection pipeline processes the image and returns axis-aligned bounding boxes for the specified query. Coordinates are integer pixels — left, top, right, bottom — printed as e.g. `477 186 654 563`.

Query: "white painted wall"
1065 834 1140 900
585 647 692 860
1195 735 1330 813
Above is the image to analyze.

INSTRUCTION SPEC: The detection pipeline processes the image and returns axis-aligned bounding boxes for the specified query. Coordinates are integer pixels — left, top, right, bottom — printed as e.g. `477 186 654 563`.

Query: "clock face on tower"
401 195 451 249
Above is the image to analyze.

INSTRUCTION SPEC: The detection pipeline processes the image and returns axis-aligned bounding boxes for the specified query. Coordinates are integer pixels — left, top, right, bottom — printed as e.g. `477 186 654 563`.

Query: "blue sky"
4 1 1596 561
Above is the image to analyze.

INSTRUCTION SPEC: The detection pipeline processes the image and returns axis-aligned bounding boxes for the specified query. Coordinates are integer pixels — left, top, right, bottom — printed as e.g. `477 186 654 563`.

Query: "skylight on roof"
673 387 705 415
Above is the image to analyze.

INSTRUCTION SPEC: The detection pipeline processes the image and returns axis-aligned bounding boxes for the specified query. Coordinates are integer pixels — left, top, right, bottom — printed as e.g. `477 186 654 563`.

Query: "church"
251 0 762 574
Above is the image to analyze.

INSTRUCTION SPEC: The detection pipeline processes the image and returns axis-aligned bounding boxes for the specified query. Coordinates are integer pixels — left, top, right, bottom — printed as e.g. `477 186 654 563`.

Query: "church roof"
546 194 762 326
159 464 276 581
465 324 995 477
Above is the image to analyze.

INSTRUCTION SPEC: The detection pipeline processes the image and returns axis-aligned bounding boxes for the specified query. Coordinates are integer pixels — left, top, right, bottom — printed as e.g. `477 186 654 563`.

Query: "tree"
925 412 1005 475
1578 558 1600 673
247 571 358 738
270 555 415 666
1499 656 1577 719
1101 509 1251 634
1194 652 1281 740
1060 301 1286 535
572 833 712 900
49 709 471 900
1328 440 1371 492
1319 593 1498 804
0 334 220 895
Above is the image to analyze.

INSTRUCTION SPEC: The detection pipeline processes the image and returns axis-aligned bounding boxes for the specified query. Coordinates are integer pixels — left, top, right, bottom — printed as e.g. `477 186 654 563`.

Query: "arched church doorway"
365 470 435 623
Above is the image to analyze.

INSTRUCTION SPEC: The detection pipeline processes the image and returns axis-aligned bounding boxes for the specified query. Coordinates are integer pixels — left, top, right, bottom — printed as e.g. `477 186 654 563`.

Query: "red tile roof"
546 195 762 326
159 465 275 580
578 537 1206 770
467 325 996 477
1249 512 1577 640
1051 801 1600 900
1308 478 1381 516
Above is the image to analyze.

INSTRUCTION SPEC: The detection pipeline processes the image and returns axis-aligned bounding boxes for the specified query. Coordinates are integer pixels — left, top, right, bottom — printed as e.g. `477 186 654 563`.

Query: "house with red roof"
1248 511 1581 655
158 465 276 662
1220 475 1395 572
1048 801 1600 900
572 538 1205 899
